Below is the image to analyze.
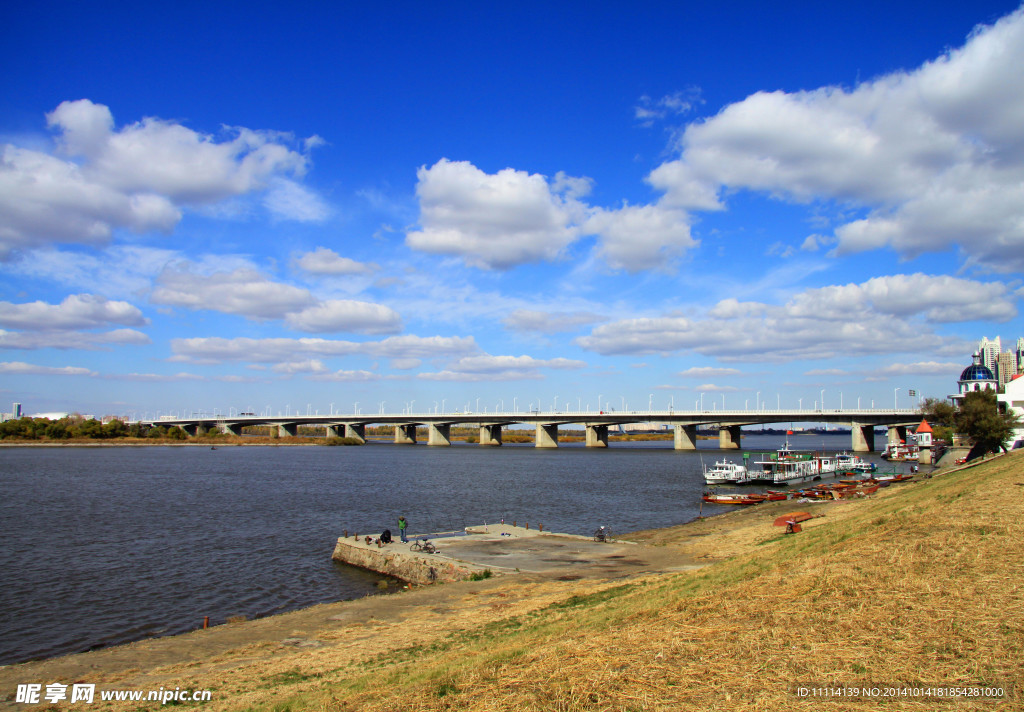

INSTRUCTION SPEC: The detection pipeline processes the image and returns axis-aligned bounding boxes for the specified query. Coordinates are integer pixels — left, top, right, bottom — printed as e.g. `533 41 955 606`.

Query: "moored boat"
880 443 920 461
702 492 764 505
752 440 836 485
835 452 877 473
703 458 752 485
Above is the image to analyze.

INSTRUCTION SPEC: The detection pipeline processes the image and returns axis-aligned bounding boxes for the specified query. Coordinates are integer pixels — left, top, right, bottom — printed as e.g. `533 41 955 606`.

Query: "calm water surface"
0 434 885 664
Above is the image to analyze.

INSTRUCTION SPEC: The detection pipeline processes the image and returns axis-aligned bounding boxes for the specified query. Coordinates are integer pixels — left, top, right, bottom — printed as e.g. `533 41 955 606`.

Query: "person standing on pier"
398 516 408 543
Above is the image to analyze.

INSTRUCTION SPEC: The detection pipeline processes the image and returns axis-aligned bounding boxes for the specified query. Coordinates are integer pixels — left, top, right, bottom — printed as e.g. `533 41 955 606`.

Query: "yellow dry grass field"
4 454 1022 711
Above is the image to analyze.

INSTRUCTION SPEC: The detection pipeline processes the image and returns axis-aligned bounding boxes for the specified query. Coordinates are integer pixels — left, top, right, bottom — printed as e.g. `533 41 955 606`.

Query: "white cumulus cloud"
406 159 582 269
418 353 587 382
0 361 96 376
0 294 147 331
284 300 401 334
152 264 315 320
584 203 696 272
502 309 606 334
576 273 1006 362
170 334 476 364
647 8 1024 271
0 99 325 256
292 247 379 276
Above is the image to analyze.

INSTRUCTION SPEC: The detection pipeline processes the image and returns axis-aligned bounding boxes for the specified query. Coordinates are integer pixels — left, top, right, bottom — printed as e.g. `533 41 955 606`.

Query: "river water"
0 434 886 665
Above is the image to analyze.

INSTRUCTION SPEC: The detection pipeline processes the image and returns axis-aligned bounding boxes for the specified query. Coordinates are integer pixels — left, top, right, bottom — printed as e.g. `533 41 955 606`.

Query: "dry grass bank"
5 454 1021 711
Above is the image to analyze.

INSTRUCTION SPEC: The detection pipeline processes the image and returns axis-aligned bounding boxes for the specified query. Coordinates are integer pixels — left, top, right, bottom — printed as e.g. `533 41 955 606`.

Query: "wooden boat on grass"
874 472 915 483
702 492 765 505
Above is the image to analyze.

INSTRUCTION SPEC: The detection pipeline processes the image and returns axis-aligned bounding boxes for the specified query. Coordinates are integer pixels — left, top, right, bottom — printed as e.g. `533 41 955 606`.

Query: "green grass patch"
547 583 636 610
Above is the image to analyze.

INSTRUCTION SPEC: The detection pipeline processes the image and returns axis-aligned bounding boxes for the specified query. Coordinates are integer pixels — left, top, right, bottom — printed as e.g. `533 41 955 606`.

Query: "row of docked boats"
702 472 915 506
702 441 876 486
880 442 920 461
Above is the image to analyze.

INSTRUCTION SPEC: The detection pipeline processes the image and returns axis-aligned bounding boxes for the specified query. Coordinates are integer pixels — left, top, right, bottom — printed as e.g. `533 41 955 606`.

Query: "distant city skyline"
2 1 1024 417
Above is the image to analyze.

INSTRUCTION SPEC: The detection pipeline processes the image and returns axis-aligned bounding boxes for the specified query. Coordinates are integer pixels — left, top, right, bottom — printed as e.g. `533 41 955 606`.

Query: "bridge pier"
325 424 339 438
719 425 742 449
181 424 199 437
585 424 609 448
535 423 559 448
344 423 366 444
673 424 697 450
888 426 907 446
275 422 297 437
851 423 876 452
216 422 239 436
394 424 417 444
428 423 451 446
479 424 503 446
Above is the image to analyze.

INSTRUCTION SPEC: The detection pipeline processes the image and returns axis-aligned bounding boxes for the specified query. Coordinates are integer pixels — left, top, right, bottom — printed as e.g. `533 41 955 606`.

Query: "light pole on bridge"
894 387 900 409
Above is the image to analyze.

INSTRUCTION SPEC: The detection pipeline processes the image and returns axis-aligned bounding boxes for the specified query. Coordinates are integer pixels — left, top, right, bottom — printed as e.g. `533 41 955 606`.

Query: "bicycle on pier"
593 526 613 543
410 538 438 554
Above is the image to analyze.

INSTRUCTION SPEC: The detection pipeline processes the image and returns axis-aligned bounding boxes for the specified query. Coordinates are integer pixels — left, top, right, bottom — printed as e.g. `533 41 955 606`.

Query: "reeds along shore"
4 453 1020 711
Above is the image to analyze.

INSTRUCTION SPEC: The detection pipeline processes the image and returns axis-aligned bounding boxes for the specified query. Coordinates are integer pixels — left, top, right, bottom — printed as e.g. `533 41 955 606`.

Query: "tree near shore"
918 397 956 442
956 390 1019 457
921 391 1019 458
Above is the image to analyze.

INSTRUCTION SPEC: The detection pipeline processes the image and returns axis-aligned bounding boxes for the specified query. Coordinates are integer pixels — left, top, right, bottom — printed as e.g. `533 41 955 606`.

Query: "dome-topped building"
952 352 997 402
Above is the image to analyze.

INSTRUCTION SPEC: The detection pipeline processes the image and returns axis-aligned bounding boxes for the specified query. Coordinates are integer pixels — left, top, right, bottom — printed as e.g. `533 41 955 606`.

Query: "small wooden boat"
702 493 764 505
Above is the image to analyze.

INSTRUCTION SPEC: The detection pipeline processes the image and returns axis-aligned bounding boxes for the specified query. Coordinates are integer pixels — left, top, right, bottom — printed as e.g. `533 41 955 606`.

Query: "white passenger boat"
703 459 752 485
836 452 877 473
880 443 920 461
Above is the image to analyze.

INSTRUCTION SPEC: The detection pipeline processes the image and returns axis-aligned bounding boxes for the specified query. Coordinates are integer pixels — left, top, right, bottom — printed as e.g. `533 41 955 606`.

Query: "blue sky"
2 1 1024 419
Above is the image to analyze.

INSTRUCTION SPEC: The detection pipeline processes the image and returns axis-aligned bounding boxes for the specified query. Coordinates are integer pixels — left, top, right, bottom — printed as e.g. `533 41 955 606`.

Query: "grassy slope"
280 455 1022 711
70 454 1023 712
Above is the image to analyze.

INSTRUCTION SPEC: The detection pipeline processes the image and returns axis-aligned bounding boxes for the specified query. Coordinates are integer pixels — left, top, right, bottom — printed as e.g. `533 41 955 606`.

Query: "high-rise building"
1017 338 1024 373
997 352 1017 388
978 336 1002 375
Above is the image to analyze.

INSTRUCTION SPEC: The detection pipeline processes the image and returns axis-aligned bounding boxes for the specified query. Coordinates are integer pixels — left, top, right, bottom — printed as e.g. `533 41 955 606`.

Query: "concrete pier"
428 423 451 446
585 424 609 448
851 423 876 452
344 423 366 444
674 424 697 450
888 425 908 446
331 523 638 585
535 423 559 448
479 424 503 446
332 534 484 585
718 425 742 449
394 424 417 444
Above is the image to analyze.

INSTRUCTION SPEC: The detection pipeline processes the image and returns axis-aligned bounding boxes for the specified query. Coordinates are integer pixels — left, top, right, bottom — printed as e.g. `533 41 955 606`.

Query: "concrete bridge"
142 408 922 452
